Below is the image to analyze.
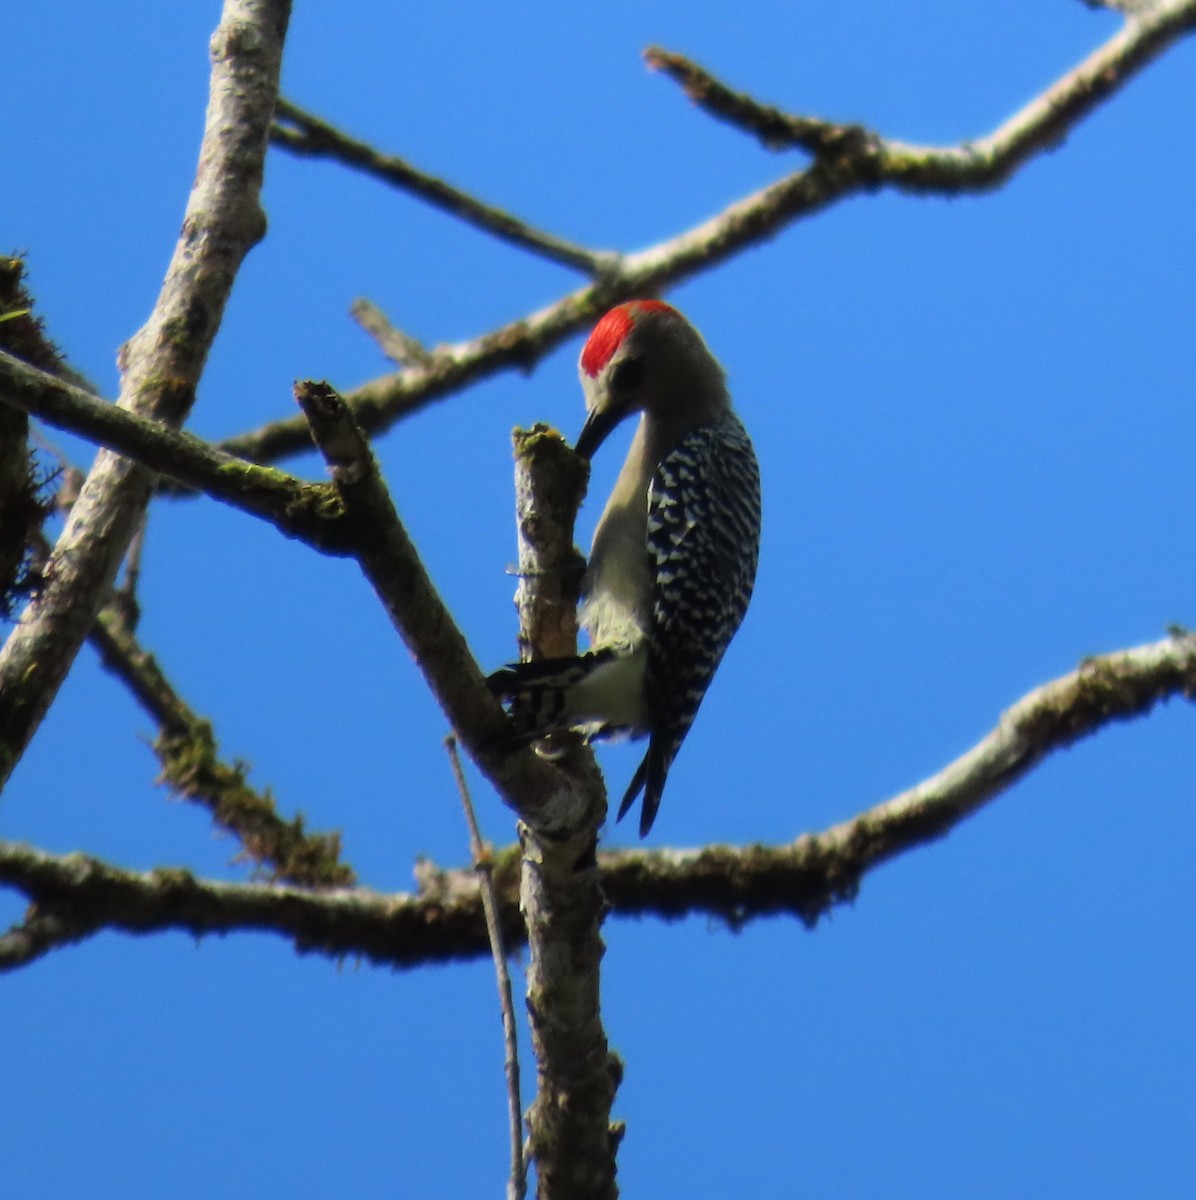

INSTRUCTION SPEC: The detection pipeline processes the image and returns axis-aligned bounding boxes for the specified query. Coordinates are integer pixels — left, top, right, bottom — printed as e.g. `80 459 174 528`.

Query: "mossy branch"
0 258 63 618
647 1 1196 190
0 348 348 553
4 633 1191 972
91 606 355 888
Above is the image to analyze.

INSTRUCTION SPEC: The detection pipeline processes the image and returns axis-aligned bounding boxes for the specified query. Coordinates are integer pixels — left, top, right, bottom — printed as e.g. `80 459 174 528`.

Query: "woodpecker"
489 299 761 836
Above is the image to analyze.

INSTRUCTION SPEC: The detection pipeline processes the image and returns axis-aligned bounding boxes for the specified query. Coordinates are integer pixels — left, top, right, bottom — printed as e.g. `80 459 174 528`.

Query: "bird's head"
575 300 727 460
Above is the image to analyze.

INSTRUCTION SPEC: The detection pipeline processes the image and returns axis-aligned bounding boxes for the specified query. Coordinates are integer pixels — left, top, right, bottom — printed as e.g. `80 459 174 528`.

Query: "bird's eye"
610 355 646 393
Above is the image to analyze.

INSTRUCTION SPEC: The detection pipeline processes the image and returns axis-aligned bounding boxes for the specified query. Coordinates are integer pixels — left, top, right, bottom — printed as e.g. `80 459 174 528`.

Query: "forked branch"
291 380 590 827
205 3 1196 470
646 0 1196 188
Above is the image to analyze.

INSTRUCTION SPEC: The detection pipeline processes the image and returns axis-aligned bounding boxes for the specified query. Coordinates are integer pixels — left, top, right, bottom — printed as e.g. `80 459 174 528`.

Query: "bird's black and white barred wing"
617 410 762 835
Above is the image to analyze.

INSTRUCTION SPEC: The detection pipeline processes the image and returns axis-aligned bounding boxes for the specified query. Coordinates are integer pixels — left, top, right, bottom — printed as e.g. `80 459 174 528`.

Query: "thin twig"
645 46 869 155
115 513 148 630
272 98 615 276
446 735 526 1200
349 298 435 368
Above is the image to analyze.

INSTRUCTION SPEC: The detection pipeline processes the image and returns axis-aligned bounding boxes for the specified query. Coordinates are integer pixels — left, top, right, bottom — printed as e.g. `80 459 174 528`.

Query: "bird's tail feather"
617 737 671 837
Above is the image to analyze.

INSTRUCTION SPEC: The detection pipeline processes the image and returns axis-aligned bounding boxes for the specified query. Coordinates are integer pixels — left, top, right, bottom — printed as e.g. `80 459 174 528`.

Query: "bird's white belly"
567 643 649 736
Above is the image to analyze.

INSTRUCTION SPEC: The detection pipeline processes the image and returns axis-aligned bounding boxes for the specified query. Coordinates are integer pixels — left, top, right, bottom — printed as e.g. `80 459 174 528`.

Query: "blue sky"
4 3 1196 1196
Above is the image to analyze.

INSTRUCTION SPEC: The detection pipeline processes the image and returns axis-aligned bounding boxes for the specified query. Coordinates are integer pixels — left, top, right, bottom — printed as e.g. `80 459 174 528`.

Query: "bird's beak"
575 406 625 460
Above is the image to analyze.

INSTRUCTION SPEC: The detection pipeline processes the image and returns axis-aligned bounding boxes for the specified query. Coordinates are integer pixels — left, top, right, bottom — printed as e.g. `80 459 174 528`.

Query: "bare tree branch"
291 380 592 828
0 905 89 971
647 0 1196 188
4 9 1188 1191
198 2 1196 474
25 437 353 887
3 633 1191 974
645 47 871 155
504 428 618 1200
0 843 504 973
350 297 435 368
113 513 149 629
0 0 294 792
272 98 615 276
509 427 589 665
0 348 347 551
609 633 1196 923
90 604 355 887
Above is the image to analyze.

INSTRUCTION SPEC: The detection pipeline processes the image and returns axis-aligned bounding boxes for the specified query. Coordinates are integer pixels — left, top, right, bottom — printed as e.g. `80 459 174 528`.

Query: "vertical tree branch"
0 0 292 791
292 388 616 1191
447 735 527 1200
511 425 589 663
508 428 620 1200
